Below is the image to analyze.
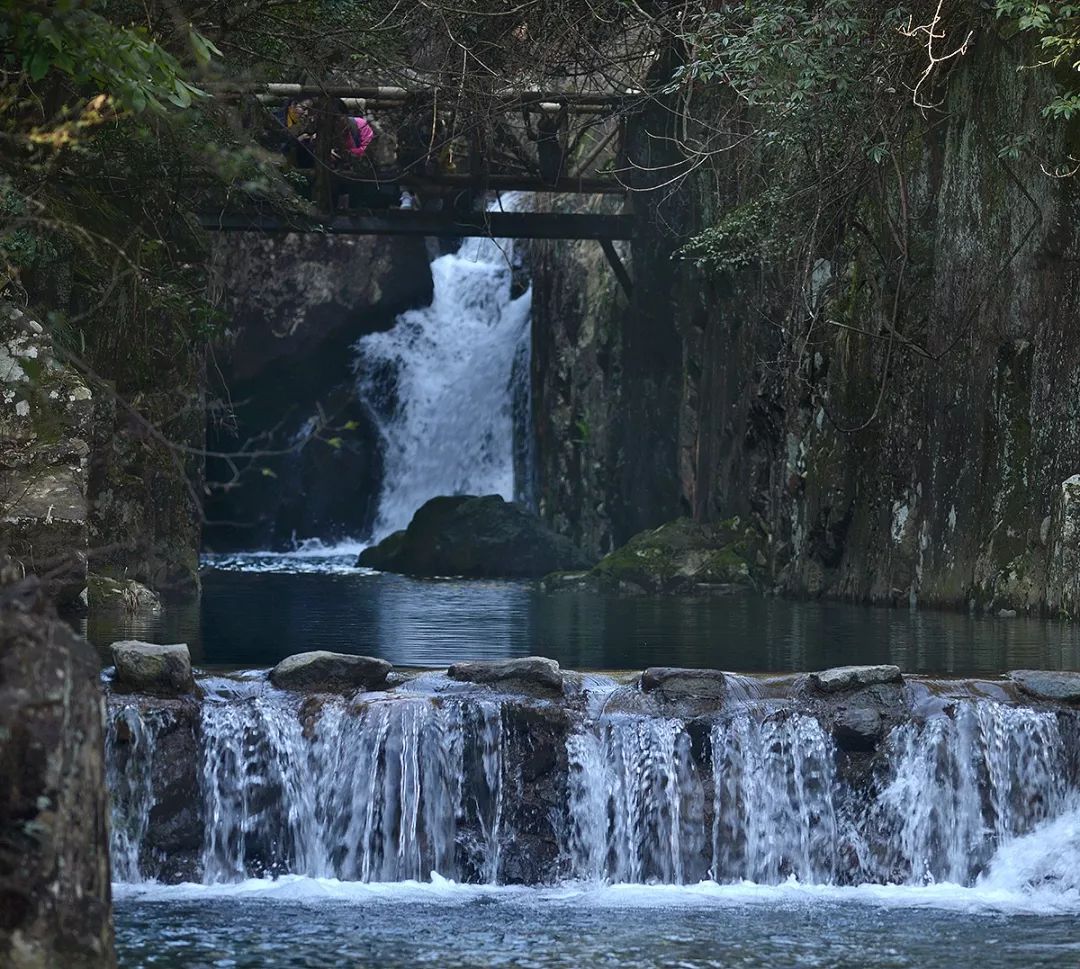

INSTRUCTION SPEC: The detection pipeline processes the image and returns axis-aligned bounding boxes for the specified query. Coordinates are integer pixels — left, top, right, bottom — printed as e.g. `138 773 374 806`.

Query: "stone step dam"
104 653 1080 891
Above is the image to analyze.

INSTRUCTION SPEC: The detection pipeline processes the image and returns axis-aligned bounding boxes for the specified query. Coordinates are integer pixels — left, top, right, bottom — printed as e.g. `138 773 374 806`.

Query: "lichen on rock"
550 516 765 595
0 302 94 607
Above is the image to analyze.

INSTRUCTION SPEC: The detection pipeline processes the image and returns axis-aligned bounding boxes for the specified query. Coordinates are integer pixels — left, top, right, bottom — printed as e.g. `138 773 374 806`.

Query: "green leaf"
28 49 52 82
326 437 343 449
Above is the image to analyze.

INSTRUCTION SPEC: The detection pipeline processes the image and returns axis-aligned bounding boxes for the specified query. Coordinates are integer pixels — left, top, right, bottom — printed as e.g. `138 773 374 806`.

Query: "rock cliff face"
1 299 202 603
531 37 1080 617
205 232 433 549
1 305 94 607
0 580 115 969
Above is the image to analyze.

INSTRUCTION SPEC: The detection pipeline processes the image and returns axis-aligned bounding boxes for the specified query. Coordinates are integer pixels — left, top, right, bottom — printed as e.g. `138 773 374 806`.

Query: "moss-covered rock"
555 516 765 595
111 641 195 696
87 574 162 615
358 495 593 578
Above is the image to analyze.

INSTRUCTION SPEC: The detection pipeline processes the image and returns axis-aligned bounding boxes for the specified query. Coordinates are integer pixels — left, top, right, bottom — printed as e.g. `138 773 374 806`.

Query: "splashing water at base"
355 196 532 540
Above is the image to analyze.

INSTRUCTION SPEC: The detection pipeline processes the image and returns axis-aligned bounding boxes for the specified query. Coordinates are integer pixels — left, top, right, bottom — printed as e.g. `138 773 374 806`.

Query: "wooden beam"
340 171 626 195
215 83 638 108
600 238 634 297
198 210 637 241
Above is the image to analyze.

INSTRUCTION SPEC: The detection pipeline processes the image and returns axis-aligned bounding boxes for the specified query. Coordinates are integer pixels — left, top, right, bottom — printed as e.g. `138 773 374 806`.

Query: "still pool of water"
81 546 1080 674
114 881 1080 969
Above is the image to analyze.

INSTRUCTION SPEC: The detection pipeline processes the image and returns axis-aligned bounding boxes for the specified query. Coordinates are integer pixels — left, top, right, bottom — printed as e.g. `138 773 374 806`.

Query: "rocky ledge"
103 655 1080 886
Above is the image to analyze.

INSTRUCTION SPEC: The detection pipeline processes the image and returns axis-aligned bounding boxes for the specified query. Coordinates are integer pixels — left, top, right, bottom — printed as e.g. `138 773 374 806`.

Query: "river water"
85 546 1080 674
114 882 1080 969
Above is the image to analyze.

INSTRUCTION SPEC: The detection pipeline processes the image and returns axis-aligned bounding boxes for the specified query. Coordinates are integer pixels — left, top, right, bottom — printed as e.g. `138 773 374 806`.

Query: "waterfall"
106 690 1078 892
355 197 533 539
198 694 507 883
710 714 838 885
566 717 705 885
105 704 161 883
863 701 1065 885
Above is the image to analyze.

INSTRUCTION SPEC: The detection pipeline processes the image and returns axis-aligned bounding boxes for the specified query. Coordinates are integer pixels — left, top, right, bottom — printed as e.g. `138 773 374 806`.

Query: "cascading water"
566 717 705 885
863 700 1065 885
198 693 507 884
355 196 532 539
106 704 162 883
106 686 1079 896
710 714 838 885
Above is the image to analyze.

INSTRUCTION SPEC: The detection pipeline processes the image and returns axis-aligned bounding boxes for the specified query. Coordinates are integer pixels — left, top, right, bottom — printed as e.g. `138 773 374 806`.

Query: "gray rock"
832 706 884 751
1 580 114 968
357 495 591 578
1008 669 1080 703
111 641 194 696
447 656 564 694
808 665 903 694
270 651 391 692
640 667 726 700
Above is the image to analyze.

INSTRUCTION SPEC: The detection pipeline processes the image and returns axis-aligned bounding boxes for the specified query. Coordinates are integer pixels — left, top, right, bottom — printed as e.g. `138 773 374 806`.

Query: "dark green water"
83 551 1080 674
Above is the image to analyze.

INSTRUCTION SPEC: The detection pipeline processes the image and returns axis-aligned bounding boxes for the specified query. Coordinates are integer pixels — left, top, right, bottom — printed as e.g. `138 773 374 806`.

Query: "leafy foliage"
996 1 1080 118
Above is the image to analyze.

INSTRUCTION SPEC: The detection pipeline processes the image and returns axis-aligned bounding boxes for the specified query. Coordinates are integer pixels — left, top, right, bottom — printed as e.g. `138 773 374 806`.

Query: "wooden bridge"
202 81 640 290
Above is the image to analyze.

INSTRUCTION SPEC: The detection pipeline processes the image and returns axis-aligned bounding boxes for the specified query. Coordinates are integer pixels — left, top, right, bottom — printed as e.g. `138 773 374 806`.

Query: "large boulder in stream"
0 577 114 968
357 495 592 578
640 666 727 701
111 641 194 696
271 651 392 692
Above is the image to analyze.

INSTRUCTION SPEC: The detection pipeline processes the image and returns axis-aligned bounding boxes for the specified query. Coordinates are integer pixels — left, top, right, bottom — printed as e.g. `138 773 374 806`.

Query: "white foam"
202 538 372 575
113 874 1080 916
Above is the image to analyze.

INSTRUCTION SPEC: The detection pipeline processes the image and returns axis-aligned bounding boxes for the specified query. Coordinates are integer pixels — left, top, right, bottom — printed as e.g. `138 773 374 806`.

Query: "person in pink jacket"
346 116 374 158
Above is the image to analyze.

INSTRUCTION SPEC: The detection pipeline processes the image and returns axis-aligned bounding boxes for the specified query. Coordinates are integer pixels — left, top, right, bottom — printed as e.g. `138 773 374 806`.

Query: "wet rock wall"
530 36 1080 616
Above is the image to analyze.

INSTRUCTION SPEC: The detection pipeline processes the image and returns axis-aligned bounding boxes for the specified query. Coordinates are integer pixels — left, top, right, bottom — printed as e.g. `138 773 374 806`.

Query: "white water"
198 693 507 884
355 196 532 540
107 691 1080 912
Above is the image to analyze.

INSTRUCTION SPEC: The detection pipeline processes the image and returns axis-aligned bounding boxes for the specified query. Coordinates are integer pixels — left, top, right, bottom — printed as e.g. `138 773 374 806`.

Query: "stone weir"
104 645 1080 890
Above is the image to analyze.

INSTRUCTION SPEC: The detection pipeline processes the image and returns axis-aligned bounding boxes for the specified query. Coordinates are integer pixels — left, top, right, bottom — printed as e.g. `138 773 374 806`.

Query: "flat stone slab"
808 665 902 694
270 651 392 692
111 641 194 696
640 667 726 700
447 656 563 693
1008 670 1080 703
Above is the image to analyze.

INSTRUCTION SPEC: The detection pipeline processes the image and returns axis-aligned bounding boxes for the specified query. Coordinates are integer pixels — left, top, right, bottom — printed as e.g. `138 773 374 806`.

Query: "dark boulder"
270 651 392 692
831 706 885 752
357 495 592 578
0 579 115 968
